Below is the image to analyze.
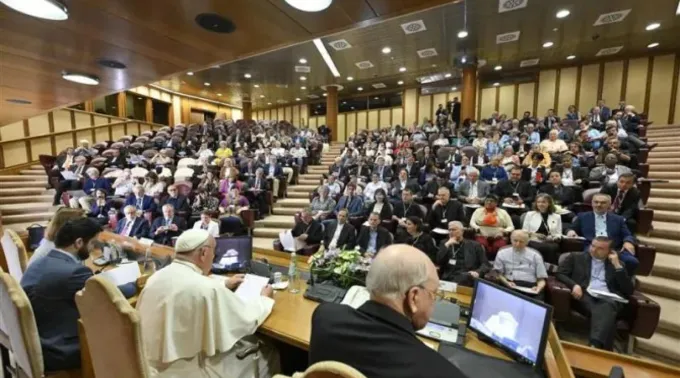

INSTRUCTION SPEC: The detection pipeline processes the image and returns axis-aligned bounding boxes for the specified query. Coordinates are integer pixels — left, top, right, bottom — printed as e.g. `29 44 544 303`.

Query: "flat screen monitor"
213 236 252 272
467 279 553 369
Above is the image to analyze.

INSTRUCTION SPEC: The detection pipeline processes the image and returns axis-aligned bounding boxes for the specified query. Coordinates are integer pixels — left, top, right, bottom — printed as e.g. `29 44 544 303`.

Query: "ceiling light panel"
400 20 427 34
313 38 340 77
594 9 631 26
596 46 623 56
417 48 438 58
295 65 311 73
328 39 352 51
498 0 528 13
1 0 69 20
496 31 520 44
372 83 386 89
284 0 332 12
355 61 374 70
520 58 540 67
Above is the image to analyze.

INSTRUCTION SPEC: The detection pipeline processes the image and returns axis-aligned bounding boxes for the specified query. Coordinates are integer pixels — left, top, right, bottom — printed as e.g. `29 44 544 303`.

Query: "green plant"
309 249 372 289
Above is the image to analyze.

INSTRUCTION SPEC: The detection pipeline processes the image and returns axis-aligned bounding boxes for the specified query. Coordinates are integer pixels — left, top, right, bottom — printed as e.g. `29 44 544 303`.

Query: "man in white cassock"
136 229 279 377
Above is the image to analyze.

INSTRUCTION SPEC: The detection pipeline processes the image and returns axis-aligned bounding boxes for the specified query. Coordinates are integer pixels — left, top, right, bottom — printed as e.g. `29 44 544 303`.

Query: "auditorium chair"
545 253 660 347
0 272 81 378
39 154 60 188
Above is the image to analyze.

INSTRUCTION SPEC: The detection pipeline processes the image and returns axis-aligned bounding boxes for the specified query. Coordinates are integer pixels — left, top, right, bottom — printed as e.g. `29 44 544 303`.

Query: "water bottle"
288 251 300 293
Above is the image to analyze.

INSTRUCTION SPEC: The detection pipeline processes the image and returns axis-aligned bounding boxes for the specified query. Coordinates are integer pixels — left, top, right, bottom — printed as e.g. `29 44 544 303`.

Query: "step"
274 198 310 208
635 333 680 364
647 133 680 140
0 175 47 182
0 188 51 197
648 152 680 160
254 215 295 229
19 170 48 176
288 185 319 192
651 140 680 147
649 171 680 180
30 165 44 170
652 210 680 223
639 236 680 256
651 253 680 280
654 180 680 190
641 294 680 336
253 227 288 239
0 203 56 215
650 164 680 172
0 181 48 189
0 195 54 205
637 275 680 300
287 191 311 199
298 179 321 186
649 189 680 199
650 221 680 240
300 173 324 179
272 207 303 216
1 212 55 224
5 221 49 234
647 198 680 212
647 158 680 165
253 237 277 251
649 146 678 153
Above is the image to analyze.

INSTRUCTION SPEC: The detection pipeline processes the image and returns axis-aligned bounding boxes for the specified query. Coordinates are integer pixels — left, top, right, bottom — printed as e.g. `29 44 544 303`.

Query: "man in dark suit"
21 218 136 372
436 221 490 286
246 168 270 217
373 156 393 182
567 193 638 276
556 237 634 350
539 170 576 208
333 183 365 218
291 208 324 251
450 97 461 127
599 173 640 232
53 156 89 205
400 155 421 179
151 204 188 246
495 166 534 207
543 108 560 130
309 245 467 378
598 99 612 122
161 184 192 217
106 149 126 168
124 185 157 215
390 169 421 200
116 205 150 238
428 187 467 234
323 209 356 250
356 213 392 255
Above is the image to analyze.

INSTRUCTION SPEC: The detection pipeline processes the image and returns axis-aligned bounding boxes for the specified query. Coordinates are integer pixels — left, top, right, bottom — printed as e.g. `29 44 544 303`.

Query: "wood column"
84 100 94 113
242 101 253 121
116 92 127 118
145 98 153 123
461 67 478 122
326 85 339 142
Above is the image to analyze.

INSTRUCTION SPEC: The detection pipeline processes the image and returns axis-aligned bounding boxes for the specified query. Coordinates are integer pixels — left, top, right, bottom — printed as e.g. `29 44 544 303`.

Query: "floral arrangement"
309 249 372 289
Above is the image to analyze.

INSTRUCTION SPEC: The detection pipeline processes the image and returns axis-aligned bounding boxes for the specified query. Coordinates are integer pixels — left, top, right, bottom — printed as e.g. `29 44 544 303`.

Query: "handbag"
27 224 46 251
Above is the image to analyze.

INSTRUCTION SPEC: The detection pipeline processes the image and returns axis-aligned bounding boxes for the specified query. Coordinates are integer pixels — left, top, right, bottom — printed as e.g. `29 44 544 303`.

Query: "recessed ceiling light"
648 42 660 48
195 13 236 34
244 73 252 79
457 30 468 39
0 0 69 20
284 0 332 12
296 98 301 101
373 97 379 100
62 72 100 85
137 97 142 100
543 41 554 48
301 86 307 90
677 1 680 15
347 76 354 81
204 82 211 86
494 65 502 71
461 56 467 63
187 72 194 76
451 87 457 91
254 84 260 88
567 55 576 60
260 95 265 98
98 59 126 69
382 46 392 54
399 67 407 72
493 82 500 86
357 87 363 91
646 22 661 31
556 9 570 18
444 73 452 78
351 107 355 110
217 93 222 96
398 80 404 85
267 102 272 105
553 28 559 31
299 58 307 64
300 76 307 81
323 93 327 97
5 98 32 105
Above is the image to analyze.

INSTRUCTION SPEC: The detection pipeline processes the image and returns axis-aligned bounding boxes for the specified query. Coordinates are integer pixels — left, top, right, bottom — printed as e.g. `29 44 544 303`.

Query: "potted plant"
309 249 372 289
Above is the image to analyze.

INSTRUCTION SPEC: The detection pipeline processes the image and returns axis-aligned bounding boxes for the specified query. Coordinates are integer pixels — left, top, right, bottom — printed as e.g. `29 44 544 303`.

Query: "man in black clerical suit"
495 165 534 206
599 173 640 232
309 245 467 378
428 187 467 234
399 155 421 179
291 208 324 251
539 170 576 209
323 209 356 251
436 221 490 286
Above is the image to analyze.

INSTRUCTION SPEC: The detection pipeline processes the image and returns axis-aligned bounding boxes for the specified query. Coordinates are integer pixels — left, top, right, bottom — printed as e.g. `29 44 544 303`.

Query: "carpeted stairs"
0 165 58 232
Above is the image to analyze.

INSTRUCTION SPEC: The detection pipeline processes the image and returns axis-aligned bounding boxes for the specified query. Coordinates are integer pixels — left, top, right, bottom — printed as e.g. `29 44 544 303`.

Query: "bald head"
367 245 437 301
510 230 529 250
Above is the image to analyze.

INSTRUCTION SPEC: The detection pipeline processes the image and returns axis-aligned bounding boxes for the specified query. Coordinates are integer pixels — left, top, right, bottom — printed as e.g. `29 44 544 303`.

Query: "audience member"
192 210 220 237
124 185 157 215
600 173 640 232
116 205 150 239
404 216 436 261
429 187 467 234
436 221 490 286
356 212 392 256
521 194 562 264
28 207 84 266
323 209 356 251
470 195 514 258
493 230 548 300
151 204 187 246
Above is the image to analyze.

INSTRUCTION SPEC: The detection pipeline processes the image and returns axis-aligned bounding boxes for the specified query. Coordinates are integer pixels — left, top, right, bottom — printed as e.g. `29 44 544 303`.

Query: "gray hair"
366 248 430 301
123 205 137 214
162 204 175 211
510 230 529 243
448 221 464 229
466 167 479 176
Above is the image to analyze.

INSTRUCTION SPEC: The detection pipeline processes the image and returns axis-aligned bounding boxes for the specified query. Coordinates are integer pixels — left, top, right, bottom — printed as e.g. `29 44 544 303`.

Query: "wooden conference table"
79 232 680 378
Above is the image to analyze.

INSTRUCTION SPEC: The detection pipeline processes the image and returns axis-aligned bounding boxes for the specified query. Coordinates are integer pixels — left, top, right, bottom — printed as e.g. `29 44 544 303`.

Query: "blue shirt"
367 230 378 254
480 165 508 182
528 132 541 145
485 142 501 158
53 248 81 264
588 258 609 293
595 213 608 237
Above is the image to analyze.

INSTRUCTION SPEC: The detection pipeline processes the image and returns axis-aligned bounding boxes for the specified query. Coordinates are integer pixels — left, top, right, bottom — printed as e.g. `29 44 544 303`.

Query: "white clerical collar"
174 259 203 274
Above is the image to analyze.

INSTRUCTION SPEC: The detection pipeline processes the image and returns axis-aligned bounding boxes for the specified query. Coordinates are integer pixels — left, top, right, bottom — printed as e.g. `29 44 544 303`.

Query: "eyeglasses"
415 285 444 301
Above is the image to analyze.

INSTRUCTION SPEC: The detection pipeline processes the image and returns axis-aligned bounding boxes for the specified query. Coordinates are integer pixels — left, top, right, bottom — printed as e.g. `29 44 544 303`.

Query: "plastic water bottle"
288 251 300 294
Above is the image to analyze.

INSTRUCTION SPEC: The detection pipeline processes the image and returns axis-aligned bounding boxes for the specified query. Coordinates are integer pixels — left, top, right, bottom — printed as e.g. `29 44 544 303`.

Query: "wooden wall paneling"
433 93 447 121
532 78 539 116
52 110 72 132
22 120 31 162
337 114 347 141
368 110 379 129
537 69 558 115
300 104 309 127
479 87 496 120
647 54 675 124
111 124 126 140
318 116 326 127
625 58 649 112
347 111 357 136
0 121 24 141
498 85 515 118
517 83 536 118
172 95 182 125
55 134 73 154
578 64 600 113
574 66 582 112
672 54 680 124
357 110 368 131
494 86 500 113
145 98 153 122
69 110 77 147
74 112 91 130
285 106 292 122
379 109 390 129
392 107 403 127
477 80 483 120
418 93 431 124
403 89 418 126
277 107 284 121
0 127 3 168
30 137 51 161
620 59 630 102
292 106 300 126
512 84 519 119
402 90 406 125
84 100 94 113
48 112 57 155
89 114 96 144
168 104 174 126
95 126 109 143
117 92 127 118
596 63 605 104
557 67 578 116
3 141 28 167
601 61 624 107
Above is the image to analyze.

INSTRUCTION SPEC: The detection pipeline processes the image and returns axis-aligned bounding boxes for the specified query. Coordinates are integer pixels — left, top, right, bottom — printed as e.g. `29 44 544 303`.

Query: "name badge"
441 218 448 223
492 178 498 183
448 259 457 266
512 192 519 197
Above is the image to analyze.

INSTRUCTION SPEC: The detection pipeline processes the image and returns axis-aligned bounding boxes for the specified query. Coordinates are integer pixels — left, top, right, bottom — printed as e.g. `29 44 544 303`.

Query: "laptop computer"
416 300 461 343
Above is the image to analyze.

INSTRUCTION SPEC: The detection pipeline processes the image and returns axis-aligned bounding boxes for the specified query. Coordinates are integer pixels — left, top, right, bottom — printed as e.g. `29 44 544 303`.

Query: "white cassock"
136 260 278 378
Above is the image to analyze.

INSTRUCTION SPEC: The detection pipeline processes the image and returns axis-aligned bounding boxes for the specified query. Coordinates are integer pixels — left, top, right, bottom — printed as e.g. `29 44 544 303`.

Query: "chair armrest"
571 202 592 214
300 244 321 257
382 220 397 234
240 210 255 228
560 238 585 253
638 163 649 178
636 244 656 277
545 276 573 322
637 148 649 165
637 208 654 235
349 216 367 230
625 291 660 338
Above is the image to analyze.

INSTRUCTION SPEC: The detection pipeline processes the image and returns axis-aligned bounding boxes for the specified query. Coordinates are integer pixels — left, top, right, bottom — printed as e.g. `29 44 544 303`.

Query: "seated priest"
151 204 188 246
556 237 634 350
428 187 467 237
192 210 220 238
566 193 638 276
493 230 548 301
323 209 357 251
116 205 150 239
161 184 192 217
124 185 157 216
309 245 467 378
279 208 324 253
356 212 392 256
469 195 515 259
136 229 279 377
436 221 490 286
495 165 535 208
392 188 425 242
538 170 576 210
599 173 640 233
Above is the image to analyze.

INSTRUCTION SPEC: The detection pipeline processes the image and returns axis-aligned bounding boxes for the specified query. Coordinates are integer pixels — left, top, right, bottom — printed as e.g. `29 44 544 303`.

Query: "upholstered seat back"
0 229 28 282
75 276 149 378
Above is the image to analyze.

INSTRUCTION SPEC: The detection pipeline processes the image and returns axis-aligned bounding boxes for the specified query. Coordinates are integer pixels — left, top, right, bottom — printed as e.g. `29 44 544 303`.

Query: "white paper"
138 238 154 246
587 288 629 303
438 280 458 293
464 203 481 209
60 170 77 180
279 230 296 252
98 262 141 286
235 274 270 302
341 286 370 309
502 203 526 209
432 227 449 235
513 286 538 295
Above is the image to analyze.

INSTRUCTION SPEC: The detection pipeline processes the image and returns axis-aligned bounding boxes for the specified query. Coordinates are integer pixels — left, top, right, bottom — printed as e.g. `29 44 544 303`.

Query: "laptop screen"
213 236 252 270
468 279 552 368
